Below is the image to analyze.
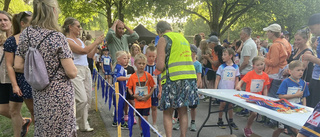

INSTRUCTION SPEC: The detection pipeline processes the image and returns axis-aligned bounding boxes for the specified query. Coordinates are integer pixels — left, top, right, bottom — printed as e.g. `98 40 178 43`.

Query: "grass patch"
0 103 34 137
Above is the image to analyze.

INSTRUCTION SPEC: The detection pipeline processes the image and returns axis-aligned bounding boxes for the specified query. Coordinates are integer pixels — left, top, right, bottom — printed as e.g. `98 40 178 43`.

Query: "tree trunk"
107 5 112 28
118 0 124 22
3 0 11 11
210 0 223 37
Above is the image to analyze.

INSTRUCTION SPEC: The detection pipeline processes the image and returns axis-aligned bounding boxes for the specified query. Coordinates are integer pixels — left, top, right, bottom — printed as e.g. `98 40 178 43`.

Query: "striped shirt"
145 64 160 98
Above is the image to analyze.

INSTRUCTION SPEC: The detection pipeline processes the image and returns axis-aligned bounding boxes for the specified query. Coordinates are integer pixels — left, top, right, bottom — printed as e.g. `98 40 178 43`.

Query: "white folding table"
197 89 314 137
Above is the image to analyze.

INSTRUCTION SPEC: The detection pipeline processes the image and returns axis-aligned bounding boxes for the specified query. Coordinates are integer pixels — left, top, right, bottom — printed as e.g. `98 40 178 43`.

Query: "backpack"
24 28 56 90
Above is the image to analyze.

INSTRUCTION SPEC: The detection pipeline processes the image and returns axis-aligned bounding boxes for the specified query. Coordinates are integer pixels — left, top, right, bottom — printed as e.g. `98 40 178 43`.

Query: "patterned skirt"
159 78 199 110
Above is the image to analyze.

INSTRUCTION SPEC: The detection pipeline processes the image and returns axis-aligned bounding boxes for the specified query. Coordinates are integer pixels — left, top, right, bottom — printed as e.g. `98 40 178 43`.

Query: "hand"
153 69 161 75
141 95 151 101
157 92 162 99
235 85 241 91
94 35 105 44
301 54 313 62
295 90 303 98
13 86 23 97
202 54 210 59
136 96 144 101
102 69 105 73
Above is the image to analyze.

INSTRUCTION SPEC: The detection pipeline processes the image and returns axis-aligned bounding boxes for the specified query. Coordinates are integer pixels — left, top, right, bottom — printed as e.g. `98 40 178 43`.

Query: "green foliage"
0 0 32 15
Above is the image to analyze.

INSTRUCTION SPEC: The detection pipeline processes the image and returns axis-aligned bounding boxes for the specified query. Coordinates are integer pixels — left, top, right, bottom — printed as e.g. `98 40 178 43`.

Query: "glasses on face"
299 26 310 39
18 11 32 23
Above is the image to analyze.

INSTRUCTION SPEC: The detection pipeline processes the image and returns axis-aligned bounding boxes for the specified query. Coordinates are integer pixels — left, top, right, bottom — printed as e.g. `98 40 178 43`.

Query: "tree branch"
183 8 209 24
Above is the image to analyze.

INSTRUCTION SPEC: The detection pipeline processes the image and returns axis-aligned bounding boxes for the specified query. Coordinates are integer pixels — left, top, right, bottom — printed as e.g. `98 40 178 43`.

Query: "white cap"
263 23 281 32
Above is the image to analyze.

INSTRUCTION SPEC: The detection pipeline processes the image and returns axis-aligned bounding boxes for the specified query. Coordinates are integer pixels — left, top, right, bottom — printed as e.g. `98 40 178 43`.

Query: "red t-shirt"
127 71 155 109
241 70 270 95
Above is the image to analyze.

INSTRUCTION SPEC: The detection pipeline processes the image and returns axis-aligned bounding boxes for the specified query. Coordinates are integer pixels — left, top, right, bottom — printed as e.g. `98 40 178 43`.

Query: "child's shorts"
104 70 111 75
137 108 150 116
299 102 320 136
151 97 158 107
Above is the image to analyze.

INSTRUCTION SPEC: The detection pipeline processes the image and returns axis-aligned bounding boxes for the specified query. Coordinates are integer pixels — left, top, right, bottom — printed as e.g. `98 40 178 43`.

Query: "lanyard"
288 76 306 92
137 72 148 87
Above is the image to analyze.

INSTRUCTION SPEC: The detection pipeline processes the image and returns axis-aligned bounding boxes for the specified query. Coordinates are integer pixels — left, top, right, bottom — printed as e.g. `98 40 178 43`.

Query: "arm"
214 75 220 89
61 58 78 79
87 46 97 59
5 52 22 96
278 89 303 99
158 84 162 99
128 88 134 96
302 54 320 65
156 37 166 72
262 86 268 96
196 73 202 88
264 44 281 67
302 97 306 106
68 35 104 55
13 55 24 73
239 56 250 71
234 77 239 89
143 86 155 101
236 42 244 53
235 80 244 91
101 62 105 73
116 76 129 81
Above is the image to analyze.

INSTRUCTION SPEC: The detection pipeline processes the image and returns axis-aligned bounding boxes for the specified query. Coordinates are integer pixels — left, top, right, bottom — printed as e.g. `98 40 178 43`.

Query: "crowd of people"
0 0 320 137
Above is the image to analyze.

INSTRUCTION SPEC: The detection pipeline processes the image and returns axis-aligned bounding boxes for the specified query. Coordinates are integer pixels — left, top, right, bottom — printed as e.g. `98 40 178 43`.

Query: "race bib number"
103 58 110 65
287 87 302 103
135 86 148 96
152 76 157 86
250 79 264 93
223 69 236 81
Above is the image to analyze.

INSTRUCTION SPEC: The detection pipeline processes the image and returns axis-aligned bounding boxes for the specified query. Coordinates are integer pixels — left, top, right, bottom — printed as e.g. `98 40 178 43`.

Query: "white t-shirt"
239 38 258 74
143 45 148 54
216 63 240 89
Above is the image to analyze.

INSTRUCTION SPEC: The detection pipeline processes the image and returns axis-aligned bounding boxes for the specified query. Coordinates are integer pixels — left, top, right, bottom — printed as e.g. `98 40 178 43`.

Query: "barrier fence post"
115 82 121 137
95 73 98 112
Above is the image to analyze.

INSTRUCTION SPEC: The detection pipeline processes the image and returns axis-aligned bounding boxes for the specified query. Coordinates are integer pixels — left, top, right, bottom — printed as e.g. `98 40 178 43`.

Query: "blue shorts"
151 97 158 107
104 70 111 75
137 108 150 116
299 102 320 136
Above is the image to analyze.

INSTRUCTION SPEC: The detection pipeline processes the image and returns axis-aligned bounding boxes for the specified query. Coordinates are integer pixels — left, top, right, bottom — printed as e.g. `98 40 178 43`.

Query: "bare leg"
24 99 34 124
245 112 257 129
218 102 226 118
0 103 11 118
272 128 284 137
9 101 23 137
190 108 196 121
178 106 188 137
151 106 157 125
228 104 233 119
163 108 174 137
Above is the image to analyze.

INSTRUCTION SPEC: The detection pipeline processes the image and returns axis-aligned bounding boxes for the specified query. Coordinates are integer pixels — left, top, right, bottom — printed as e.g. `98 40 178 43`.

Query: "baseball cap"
208 31 218 37
206 36 219 43
263 23 281 32
308 13 320 26
190 44 197 53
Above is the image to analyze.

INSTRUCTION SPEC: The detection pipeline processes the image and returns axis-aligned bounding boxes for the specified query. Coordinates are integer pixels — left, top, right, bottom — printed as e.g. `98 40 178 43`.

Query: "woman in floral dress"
14 0 78 136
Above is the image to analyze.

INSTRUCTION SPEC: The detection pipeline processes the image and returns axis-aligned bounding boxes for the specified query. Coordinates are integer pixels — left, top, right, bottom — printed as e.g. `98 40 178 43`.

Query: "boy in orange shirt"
235 56 270 137
127 53 155 136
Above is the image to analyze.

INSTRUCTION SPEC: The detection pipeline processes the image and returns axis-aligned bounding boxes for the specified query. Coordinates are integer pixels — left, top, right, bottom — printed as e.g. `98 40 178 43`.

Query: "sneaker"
217 121 226 129
189 122 197 131
134 117 137 124
244 128 253 137
124 115 128 121
80 127 94 132
173 121 180 130
121 122 129 130
236 109 249 117
172 118 177 124
112 122 117 127
152 125 159 133
76 125 79 130
230 122 239 130
21 118 32 137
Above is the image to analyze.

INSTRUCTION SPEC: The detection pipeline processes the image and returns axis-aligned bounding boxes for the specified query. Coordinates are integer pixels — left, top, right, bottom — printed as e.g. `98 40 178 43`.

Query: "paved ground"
95 87 292 137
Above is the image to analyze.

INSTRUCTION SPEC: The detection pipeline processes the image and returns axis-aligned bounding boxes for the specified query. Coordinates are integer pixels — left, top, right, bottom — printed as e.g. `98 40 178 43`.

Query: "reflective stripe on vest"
161 32 196 85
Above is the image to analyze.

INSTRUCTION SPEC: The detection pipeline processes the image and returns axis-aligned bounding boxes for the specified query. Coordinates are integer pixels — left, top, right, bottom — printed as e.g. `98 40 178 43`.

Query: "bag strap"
0 52 5 65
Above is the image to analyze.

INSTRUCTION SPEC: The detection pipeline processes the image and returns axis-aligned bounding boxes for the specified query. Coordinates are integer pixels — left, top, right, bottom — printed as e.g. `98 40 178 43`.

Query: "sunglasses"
18 11 32 23
299 26 310 39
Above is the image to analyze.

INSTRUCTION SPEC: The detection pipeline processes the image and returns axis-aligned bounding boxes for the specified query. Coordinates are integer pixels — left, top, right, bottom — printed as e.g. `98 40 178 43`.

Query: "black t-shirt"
124 65 135 75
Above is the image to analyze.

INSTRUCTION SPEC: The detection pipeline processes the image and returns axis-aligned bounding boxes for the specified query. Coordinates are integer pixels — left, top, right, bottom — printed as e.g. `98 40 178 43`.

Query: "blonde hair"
134 53 147 64
0 32 6 45
289 60 303 70
200 39 209 55
130 44 141 57
146 46 156 54
116 51 127 59
31 0 61 32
